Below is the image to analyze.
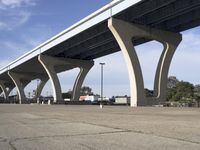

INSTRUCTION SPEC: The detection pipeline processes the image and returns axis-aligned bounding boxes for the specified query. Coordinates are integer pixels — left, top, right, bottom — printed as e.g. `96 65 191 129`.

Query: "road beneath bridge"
0 105 200 150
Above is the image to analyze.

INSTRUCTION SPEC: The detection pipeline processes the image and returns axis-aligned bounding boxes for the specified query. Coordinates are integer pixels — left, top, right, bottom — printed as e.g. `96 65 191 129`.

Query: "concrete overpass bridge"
0 0 200 106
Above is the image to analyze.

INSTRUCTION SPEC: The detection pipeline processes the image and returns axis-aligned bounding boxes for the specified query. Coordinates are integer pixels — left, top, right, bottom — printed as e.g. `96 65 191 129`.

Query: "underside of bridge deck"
0 0 199 106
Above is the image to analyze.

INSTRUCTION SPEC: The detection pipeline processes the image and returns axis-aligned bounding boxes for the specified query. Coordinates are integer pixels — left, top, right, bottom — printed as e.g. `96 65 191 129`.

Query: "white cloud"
0 0 35 9
0 11 31 30
21 24 55 48
0 21 7 29
4 41 28 53
0 59 13 69
0 0 35 30
169 27 200 84
0 40 29 64
17 11 31 26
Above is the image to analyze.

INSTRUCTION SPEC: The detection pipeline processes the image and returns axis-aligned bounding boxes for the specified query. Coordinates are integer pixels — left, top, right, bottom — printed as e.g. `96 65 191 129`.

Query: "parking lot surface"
0 104 199 150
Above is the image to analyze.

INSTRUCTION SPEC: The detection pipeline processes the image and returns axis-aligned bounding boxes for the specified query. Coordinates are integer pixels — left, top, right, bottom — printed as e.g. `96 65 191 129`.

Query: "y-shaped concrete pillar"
0 89 2 96
71 63 94 101
0 80 9 101
5 86 15 103
38 55 65 103
0 82 15 103
153 41 181 104
8 72 31 104
33 77 49 102
38 55 94 103
108 18 182 107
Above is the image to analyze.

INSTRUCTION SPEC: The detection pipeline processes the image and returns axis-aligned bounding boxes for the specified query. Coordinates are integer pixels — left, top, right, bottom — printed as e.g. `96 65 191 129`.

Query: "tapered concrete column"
38 55 63 103
6 86 15 101
0 80 9 101
38 55 94 103
33 77 49 102
71 63 94 101
8 72 30 104
153 42 181 103
108 18 145 107
108 18 182 107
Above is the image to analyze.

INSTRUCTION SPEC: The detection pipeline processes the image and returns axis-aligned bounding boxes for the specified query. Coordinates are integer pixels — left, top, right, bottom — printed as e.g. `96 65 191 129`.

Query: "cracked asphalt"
0 104 200 150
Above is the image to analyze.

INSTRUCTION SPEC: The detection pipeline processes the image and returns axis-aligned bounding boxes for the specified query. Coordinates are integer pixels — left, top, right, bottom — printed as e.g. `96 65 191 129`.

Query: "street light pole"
99 63 105 108
36 79 39 104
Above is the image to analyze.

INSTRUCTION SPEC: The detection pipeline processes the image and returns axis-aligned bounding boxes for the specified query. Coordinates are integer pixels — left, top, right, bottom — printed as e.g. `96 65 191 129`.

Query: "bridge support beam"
38 55 65 104
108 18 182 107
0 81 11 101
8 72 30 104
33 77 49 103
5 86 15 103
71 62 94 101
38 55 94 103
0 83 14 103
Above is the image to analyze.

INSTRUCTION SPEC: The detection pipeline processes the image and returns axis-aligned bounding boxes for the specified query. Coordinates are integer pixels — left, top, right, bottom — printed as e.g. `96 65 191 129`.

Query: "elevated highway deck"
0 0 200 106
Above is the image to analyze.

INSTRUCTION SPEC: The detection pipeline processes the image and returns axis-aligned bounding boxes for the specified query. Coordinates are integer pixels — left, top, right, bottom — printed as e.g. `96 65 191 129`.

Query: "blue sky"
1 0 200 97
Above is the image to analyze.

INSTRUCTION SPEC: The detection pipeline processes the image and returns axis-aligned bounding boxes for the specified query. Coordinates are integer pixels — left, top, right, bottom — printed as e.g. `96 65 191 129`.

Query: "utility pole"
99 63 105 108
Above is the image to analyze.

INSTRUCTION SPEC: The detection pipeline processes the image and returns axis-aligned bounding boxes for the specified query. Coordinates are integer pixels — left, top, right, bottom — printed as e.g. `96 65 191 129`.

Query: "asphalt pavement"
0 104 199 150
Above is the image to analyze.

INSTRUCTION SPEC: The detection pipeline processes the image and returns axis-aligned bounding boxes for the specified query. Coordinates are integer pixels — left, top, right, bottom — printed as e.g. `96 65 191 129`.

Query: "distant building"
97 97 109 101
115 96 130 104
79 95 100 102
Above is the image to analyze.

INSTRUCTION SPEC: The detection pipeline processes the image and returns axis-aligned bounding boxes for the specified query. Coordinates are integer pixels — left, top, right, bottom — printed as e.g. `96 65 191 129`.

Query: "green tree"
62 90 72 99
145 88 153 97
167 76 179 101
167 76 179 89
62 86 94 98
194 85 200 107
80 86 93 96
166 76 200 107
167 86 177 101
194 95 200 107
172 81 194 103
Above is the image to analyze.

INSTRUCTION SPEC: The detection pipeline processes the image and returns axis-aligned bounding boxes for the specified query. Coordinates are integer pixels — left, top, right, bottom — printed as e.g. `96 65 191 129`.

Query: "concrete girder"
38 55 94 103
108 18 182 107
8 72 31 104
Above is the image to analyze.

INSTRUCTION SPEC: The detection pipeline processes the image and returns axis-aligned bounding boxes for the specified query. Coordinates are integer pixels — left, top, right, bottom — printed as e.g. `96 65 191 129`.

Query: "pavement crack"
8 140 18 150
79 122 200 145
127 129 200 145
7 130 130 144
148 133 200 145
79 143 98 150
80 121 131 132
0 137 7 142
